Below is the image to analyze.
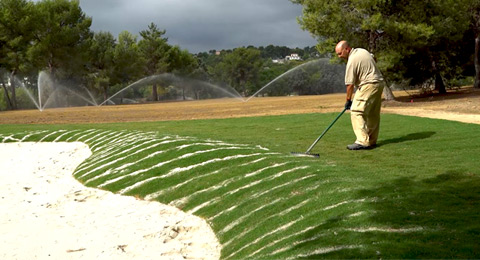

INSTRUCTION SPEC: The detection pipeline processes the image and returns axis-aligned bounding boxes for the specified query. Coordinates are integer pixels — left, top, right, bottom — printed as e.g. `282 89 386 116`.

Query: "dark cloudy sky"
77 0 318 53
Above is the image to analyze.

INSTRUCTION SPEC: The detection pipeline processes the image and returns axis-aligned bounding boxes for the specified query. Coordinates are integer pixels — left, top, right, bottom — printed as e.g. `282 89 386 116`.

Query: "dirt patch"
382 86 480 124
1 86 479 125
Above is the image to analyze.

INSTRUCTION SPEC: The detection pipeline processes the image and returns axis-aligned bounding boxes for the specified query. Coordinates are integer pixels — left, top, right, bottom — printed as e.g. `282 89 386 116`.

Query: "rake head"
290 152 320 158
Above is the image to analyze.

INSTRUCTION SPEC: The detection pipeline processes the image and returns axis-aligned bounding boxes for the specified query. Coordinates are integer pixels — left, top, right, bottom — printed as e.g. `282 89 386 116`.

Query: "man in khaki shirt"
335 41 385 150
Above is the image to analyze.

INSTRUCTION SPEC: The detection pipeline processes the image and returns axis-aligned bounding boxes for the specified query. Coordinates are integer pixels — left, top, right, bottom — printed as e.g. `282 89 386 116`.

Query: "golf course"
1 88 479 259
1 0 480 258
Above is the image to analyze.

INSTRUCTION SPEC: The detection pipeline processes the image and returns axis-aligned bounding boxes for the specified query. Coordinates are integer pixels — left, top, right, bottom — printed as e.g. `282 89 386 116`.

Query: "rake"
291 107 347 158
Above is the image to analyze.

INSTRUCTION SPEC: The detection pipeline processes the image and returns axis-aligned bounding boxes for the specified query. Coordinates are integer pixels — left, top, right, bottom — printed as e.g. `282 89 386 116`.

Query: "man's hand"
345 100 352 110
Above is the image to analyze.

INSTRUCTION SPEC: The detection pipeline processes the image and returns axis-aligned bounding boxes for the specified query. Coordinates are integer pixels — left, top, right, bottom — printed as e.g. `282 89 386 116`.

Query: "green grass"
1 113 479 259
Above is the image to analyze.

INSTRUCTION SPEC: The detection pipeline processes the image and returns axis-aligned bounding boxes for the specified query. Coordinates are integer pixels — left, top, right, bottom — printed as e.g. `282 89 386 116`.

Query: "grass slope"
1 113 479 259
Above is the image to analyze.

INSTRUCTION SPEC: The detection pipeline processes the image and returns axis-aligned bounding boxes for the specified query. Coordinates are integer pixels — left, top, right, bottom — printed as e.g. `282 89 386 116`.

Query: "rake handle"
305 107 347 154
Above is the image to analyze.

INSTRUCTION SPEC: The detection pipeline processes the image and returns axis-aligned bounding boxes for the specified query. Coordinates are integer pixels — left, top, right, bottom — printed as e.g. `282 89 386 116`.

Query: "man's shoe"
347 143 369 150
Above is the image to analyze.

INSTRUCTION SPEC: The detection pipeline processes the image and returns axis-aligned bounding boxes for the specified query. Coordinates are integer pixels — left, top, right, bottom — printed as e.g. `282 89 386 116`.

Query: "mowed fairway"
1 94 480 259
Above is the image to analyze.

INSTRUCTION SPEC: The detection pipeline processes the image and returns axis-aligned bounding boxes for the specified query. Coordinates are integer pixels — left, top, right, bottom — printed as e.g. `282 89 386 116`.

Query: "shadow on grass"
355 172 480 259
377 131 436 147
292 172 480 259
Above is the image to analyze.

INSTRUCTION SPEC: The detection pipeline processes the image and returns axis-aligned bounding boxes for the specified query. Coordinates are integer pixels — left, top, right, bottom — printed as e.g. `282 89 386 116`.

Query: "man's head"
335 41 351 60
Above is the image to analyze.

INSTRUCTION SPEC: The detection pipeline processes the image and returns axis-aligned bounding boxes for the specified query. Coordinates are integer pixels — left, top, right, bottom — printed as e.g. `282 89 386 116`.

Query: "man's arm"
346 84 354 101
344 84 355 110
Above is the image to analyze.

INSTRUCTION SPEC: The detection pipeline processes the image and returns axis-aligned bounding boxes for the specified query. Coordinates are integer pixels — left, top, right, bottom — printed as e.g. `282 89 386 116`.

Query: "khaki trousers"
350 82 385 146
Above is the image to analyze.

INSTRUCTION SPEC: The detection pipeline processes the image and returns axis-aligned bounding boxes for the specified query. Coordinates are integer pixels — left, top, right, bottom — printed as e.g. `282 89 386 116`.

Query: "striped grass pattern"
1 129 437 259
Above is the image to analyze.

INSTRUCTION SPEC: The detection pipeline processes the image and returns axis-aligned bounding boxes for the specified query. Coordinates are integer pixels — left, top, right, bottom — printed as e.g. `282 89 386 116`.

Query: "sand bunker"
0 142 220 260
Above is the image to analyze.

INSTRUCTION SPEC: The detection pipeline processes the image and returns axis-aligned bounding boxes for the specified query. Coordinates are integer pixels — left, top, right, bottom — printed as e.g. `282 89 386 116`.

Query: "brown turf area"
1 87 479 125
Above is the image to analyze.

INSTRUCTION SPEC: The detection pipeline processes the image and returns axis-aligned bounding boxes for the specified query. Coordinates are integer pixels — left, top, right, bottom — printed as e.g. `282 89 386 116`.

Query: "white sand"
0 142 220 260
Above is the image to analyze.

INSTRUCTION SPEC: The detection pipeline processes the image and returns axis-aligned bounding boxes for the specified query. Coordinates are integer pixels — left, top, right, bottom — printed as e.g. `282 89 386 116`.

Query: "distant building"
285 53 301 61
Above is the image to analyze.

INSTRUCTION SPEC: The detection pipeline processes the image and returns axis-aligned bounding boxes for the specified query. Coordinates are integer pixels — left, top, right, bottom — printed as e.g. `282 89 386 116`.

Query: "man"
335 40 385 150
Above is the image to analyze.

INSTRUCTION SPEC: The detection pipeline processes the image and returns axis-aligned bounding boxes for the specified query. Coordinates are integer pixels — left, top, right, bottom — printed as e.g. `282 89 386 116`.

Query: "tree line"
291 0 480 99
0 0 344 110
1 0 478 110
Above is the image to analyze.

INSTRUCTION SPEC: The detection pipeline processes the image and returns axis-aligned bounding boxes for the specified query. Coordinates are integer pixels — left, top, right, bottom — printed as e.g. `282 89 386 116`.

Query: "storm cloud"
77 0 317 53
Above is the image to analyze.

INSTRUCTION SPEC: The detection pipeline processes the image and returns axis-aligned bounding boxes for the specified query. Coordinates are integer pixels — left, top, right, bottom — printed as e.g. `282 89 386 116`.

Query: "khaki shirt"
345 48 384 87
